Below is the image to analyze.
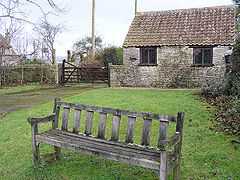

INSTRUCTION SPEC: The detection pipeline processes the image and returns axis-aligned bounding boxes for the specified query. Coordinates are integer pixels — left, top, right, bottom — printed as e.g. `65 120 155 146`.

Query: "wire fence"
0 64 56 87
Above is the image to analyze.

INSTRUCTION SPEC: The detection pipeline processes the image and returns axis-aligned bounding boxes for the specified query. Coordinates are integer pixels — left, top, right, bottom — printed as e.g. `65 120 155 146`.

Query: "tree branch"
0 15 33 24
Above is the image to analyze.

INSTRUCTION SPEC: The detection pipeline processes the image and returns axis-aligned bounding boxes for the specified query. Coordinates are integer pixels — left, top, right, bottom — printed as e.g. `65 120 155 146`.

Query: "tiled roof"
123 6 236 47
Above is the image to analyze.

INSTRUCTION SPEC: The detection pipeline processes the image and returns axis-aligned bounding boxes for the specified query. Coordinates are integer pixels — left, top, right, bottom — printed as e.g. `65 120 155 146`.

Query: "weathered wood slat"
111 114 121 141
158 120 169 148
53 106 60 129
36 131 160 161
36 131 161 168
158 119 169 180
173 112 185 180
28 114 56 125
53 98 61 113
125 116 136 144
31 123 40 165
57 102 176 122
160 151 167 180
48 129 160 154
97 112 107 139
36 134 160 170
85 111 94 136
62 107 70 131
141 118 152 146
167 132 181 146
73 109 81 134
52 99 61 159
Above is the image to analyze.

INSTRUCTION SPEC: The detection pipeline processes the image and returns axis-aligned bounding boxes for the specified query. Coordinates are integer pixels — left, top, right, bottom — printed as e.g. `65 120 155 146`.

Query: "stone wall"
110 46 229 88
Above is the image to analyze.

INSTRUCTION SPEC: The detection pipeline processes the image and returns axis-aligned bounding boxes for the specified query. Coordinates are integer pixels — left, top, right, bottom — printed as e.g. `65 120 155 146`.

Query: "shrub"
201 78 226 98
224 72 240 97
215 97 240 135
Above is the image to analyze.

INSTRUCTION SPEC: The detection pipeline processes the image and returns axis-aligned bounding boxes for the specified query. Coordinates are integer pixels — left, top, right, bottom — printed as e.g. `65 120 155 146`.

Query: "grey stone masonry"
110 46 230 88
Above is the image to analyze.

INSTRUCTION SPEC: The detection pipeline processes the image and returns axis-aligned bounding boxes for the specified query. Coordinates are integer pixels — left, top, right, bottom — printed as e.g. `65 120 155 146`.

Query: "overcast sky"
42 0 233 57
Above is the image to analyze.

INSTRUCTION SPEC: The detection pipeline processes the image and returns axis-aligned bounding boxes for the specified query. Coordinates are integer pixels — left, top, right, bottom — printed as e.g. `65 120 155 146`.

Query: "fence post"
21 64 24 85
40 63 44 84
61 59 65 86
108 63 112 87
67 50 71 62
0 48 2 87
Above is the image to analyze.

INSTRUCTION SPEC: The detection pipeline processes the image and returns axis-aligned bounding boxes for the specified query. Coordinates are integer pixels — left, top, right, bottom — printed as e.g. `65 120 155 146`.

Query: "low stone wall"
110 46 228 88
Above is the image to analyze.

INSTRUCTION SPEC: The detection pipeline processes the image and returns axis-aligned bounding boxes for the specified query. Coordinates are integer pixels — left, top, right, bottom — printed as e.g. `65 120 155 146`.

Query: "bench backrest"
53 98 184 149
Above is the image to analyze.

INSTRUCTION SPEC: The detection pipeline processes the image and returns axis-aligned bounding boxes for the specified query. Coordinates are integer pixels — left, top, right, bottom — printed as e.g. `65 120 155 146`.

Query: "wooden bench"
28 98 185 180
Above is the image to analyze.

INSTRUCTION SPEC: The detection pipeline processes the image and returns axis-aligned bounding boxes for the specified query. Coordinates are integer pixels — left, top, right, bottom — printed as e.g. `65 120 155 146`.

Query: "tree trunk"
91 0 96 61
52 49 58 85
0 49 2 87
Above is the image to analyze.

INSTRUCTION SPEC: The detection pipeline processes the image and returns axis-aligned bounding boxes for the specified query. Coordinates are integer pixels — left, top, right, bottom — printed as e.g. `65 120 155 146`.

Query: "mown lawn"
0 87 239 180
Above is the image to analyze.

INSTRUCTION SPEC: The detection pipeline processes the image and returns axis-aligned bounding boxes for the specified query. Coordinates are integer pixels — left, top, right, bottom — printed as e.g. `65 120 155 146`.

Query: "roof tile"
123 6 236 47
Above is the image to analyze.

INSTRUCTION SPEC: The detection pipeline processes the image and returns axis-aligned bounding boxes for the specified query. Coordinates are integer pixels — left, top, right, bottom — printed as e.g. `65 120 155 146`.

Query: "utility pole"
135 0 138 15
0 48 2 87
92 0 96 61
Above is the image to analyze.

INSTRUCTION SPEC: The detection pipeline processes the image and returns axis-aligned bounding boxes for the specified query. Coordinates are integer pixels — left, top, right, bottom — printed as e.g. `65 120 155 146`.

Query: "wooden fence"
61 60 109 86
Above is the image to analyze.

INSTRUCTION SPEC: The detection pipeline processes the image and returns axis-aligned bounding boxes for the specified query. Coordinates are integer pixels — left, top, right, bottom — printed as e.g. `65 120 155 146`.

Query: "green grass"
0 88 239 180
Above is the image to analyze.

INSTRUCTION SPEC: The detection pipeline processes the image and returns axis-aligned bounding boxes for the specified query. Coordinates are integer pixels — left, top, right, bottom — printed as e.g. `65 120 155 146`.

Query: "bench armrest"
167 132 181 146
27 114 56 125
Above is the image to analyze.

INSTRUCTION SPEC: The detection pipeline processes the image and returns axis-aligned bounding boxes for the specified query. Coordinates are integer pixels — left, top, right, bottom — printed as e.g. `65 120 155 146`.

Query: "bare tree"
0 0 62 23
34 16 63 64
0 0 64 63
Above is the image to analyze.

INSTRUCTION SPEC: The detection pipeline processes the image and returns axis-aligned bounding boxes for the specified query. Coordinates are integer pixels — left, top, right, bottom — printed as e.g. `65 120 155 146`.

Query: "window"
225 55 231 64
193 47 213 65
140 47 157 65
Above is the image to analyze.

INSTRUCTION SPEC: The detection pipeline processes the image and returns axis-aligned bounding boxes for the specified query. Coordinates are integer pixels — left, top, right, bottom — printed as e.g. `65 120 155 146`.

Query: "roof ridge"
136 5 235 16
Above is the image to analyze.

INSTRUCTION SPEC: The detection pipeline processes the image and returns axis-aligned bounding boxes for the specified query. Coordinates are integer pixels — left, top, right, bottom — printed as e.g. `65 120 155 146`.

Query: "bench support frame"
31 123 40 166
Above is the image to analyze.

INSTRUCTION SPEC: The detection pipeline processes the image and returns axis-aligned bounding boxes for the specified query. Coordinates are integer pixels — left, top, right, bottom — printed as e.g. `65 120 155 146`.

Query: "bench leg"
173 162 180 180
160 151 167 180
54 146 61 160
32 143 40 166
31 124 40 166
173 141 182 180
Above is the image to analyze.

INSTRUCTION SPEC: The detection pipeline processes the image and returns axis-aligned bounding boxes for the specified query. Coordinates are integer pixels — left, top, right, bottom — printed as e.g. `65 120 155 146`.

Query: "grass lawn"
0 87 239 179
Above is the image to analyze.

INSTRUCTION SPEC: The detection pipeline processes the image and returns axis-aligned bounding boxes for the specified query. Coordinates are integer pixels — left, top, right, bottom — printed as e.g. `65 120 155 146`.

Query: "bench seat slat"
48 132 159 159
37 129 160 158
49 129 160 154
37 134 159 162
36 130 161 170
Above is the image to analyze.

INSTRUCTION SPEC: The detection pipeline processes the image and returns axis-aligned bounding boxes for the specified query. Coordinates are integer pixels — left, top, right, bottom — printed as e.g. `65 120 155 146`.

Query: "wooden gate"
61 60 109 86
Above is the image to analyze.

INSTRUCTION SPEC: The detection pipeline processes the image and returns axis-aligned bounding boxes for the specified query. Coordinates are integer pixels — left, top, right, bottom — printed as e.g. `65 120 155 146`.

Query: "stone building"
110 6 236 88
